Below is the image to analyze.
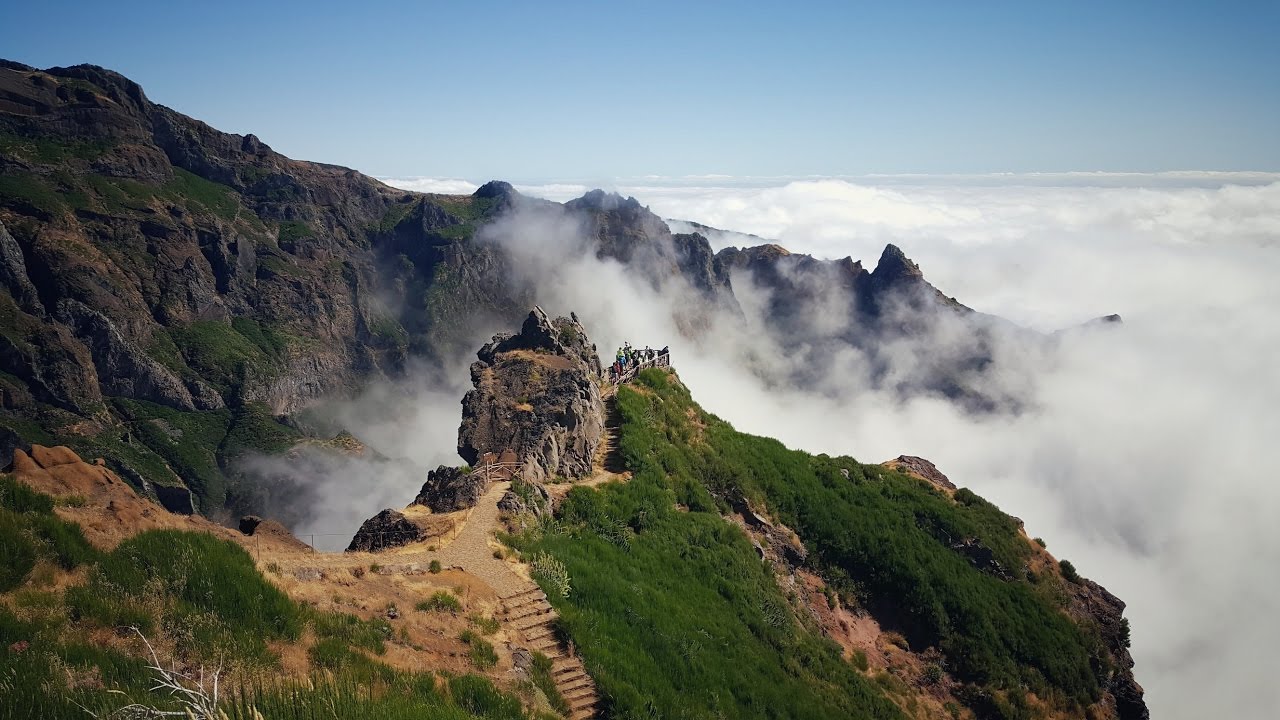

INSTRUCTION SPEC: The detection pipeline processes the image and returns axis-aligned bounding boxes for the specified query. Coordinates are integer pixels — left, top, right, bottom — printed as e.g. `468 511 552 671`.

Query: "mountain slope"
512 368 1145 720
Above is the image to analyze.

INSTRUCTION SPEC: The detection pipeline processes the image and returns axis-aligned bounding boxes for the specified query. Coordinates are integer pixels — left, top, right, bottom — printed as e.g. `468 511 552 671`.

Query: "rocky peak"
473 180 516 199
870 243 925 285
565 189 643 213
458 307 605 482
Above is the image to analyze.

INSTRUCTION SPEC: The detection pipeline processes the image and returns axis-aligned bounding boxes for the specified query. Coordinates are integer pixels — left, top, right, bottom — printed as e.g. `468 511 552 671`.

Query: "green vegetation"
312 610 393 654
459 629 498 669
0 481 544 720
165 168 241 220
168 319 282 391
0 131 115 164
416 590 462 614
528 652 571 717
512 368 1108 718
277 219 314 243
0 475 100 591
1059 559 1081 583
469 614 501 635
510 424 903 717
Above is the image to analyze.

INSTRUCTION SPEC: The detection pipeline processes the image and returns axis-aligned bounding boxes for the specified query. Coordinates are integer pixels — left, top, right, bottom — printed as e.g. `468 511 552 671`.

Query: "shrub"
1034 537 1047 548
415 591 461 614
529 552 570 599
470 614 500 635
1059 559 1081 583
1119 617 1131 648
428 559 442 574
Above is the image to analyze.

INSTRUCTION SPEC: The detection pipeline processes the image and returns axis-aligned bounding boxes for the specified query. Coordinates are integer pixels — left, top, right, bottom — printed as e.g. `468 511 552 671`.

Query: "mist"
362 173 1277 717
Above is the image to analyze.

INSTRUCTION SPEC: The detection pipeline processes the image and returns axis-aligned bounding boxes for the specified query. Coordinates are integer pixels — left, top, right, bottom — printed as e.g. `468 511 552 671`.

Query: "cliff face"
458 307 605 483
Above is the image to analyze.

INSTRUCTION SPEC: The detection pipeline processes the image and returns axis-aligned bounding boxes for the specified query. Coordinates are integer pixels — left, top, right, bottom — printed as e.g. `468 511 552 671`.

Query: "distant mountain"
0 59 1070 519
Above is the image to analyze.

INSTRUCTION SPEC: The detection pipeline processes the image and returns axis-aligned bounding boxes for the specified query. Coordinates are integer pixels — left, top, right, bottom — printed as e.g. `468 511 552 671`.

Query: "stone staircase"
501 585 599 719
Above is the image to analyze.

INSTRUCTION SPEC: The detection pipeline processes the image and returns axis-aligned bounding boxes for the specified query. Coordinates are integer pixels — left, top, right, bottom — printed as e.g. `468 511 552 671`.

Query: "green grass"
312 610 392 654
0 131 115 164
416 590 462 614
0 172 68 217
168 319 275 390
95 529 303 665
0 484 543 720
459 629 498 669
277 220 313 243
0 476 100 589
511 440 903 717
164 168 241 221
603 369 1104 712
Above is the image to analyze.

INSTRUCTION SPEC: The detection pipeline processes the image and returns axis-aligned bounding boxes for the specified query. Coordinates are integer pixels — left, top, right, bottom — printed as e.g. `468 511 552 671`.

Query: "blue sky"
2 0 1277 180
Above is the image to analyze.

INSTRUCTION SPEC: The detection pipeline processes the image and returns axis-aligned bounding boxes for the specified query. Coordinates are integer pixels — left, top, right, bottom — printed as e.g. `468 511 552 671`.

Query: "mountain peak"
871 243 925 283
473 180 516 199
567 188 643 212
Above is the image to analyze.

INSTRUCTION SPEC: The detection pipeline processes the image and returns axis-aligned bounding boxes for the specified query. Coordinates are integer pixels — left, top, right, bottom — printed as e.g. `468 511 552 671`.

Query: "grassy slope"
516 369 1108 719
0 476 551 720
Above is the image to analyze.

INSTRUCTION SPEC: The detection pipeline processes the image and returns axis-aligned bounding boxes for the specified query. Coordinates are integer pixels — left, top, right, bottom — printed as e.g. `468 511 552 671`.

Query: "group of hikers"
609 342 668 383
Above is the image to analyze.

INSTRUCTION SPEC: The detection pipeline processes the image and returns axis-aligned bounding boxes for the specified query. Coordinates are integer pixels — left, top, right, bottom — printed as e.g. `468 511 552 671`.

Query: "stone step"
570 709 595 720
505 600 553 621
524 624 555 641
562 684 595 701
559 680 592 697
530 635 559 652
569 694 597 711
500 586 542 603
513 610 557 630
552 658 582 674
556 671 587 688
502 591 547 612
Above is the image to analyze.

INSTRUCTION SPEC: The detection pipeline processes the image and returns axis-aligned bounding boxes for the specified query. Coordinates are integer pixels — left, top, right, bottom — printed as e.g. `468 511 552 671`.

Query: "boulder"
413 465 488 512
239 514 311 550
346 508 426 552
457 307 605 483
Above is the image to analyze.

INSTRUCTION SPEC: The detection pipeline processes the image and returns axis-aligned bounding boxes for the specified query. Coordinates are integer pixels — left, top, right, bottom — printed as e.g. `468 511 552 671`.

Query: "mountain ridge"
0 59 1033 520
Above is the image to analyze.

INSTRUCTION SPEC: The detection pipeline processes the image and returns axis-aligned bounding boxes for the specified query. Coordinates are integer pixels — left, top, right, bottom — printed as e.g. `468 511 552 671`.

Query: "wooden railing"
610 350 670 385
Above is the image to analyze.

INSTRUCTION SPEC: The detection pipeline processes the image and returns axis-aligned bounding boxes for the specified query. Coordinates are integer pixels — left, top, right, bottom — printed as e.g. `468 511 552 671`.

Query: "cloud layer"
371 173 1278 718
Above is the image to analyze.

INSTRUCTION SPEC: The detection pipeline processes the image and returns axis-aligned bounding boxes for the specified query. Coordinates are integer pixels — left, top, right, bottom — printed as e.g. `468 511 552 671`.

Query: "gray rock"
54 299 216 412
0 221 42 314
457 307 605 483
346 508 426 552
414 465 488 512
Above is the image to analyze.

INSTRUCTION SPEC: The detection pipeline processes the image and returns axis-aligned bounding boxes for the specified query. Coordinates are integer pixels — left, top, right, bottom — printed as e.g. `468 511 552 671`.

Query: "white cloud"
478 174 1280 719
351 172 1280 717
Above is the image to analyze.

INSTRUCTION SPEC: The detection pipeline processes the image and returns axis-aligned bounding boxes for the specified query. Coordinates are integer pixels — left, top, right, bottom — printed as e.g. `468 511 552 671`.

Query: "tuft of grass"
415 591 461 614
311 610 392 654
469 614 500 635
459 629 497 669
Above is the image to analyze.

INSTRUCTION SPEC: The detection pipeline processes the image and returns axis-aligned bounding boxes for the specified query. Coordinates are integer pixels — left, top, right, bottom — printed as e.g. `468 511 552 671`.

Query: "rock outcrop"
886 455 957 491
457 307 605 483
346 508 426 552
413 464 488 513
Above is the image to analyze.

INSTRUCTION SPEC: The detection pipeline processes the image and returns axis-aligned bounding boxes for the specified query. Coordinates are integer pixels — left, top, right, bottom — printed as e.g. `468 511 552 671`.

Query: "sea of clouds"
352 173 1280 719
